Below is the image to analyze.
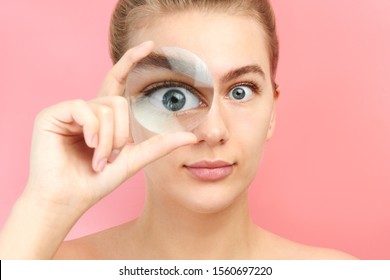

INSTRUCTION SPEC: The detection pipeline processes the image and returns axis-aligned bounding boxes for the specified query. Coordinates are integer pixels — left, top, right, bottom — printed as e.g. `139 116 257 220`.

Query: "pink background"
1 0 389 259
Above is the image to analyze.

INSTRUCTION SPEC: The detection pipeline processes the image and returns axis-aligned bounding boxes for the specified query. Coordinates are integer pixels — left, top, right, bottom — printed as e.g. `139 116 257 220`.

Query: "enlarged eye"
147 87 201 112
228 86 254 101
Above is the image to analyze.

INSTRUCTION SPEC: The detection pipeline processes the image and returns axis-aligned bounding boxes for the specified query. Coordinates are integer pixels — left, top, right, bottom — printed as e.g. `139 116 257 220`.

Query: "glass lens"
125 47 213 133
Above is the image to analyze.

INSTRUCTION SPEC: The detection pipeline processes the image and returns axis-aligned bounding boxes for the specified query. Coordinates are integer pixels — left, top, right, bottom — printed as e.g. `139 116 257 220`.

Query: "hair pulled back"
109 0 279 80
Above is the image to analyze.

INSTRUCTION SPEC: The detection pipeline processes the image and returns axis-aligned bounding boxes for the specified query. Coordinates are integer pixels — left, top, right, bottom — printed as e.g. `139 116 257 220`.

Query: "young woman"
0 0 356 259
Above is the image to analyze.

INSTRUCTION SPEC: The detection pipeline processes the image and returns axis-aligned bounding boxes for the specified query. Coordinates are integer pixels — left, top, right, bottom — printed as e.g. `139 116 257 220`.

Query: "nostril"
202 128 229 146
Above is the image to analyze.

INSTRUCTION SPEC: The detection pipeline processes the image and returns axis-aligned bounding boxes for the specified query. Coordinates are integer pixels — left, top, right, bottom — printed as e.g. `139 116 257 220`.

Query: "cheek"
130 114 187 184
228 102 272 145
131 119 184 187
227 101 273 172
143 146 186 201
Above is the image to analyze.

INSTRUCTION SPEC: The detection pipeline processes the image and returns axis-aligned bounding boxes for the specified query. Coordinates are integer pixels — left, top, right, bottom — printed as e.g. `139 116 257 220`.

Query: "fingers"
70 101 99 149
88 96 130 165
89 104 113 172
42 99 99 149
40 98 198 190
42 97 131 173
113 132 198 180
98 41 155 97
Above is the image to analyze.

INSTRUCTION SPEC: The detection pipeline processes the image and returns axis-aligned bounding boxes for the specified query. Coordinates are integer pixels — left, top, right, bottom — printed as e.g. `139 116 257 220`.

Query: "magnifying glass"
126 47 214 133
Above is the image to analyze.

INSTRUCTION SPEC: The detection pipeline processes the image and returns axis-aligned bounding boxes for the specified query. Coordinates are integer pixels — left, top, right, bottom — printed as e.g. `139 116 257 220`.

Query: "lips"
184 160 234 181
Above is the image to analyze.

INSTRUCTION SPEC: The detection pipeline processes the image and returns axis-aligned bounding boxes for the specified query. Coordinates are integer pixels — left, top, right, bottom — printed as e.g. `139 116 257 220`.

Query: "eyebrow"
133 52 197 76
220 65 265 84
133 52 265 82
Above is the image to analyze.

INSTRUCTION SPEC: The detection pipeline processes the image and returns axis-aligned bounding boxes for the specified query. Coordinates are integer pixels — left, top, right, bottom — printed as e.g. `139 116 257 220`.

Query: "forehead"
131 11 271 79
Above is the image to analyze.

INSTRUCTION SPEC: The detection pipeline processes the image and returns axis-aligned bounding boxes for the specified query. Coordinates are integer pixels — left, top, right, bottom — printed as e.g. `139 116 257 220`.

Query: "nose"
192 99 230 146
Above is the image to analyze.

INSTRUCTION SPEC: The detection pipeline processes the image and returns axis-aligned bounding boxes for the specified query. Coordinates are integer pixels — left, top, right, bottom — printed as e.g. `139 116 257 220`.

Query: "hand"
0 41 199 259
25 41 197 214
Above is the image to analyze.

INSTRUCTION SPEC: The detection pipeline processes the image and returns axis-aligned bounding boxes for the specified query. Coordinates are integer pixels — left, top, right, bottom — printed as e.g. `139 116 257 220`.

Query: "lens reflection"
126 47 213 133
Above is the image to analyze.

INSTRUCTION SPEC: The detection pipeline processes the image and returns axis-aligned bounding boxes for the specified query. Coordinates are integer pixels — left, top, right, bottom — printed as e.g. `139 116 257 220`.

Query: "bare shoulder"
54 237 97 260
256 228 357 260
54 222 136 260
305 245 358 260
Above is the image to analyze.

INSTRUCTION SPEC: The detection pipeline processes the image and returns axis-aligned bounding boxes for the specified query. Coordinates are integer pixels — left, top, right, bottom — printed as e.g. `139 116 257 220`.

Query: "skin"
0 11 356 260
56 12 355 259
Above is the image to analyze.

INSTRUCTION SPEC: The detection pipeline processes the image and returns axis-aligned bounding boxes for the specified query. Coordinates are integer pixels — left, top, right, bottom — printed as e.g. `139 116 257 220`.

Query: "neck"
133 184 258 259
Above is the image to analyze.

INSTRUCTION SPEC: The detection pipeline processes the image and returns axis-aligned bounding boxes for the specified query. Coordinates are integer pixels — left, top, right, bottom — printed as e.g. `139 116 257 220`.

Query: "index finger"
94 132 198 192
98 41 155 97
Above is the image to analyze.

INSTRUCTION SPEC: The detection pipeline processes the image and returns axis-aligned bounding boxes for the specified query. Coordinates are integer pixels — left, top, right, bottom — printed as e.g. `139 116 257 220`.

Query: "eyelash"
142 81 206 100
228 81 262 96
141 80 263 101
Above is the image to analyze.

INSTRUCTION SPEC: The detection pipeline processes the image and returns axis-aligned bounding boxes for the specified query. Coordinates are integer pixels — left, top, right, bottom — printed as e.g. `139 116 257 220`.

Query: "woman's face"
130 11 277 213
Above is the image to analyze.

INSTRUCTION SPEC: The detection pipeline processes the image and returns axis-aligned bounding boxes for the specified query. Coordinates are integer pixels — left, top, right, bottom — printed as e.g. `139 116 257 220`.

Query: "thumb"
101 132 198 188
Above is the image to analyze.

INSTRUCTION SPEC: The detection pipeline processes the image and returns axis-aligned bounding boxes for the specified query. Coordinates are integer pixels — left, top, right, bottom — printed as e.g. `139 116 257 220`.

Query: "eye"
227 85 254 101
147 86 202 112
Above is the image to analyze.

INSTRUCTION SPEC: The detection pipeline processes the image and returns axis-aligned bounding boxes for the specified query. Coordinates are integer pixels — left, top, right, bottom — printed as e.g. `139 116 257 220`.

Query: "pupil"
233 88 246 100
171 96 179 104
163 89 186 111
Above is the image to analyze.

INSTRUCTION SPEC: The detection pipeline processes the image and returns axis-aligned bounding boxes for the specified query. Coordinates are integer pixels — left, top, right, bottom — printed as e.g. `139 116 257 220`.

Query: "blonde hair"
109 0 279 81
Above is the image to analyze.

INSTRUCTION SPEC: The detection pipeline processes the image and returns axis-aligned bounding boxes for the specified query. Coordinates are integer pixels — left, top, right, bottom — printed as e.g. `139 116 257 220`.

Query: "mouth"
184 160 235 182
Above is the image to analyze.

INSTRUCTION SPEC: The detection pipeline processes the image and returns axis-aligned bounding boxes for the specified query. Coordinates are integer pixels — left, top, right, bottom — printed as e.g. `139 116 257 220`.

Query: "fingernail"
139 40 153 48
97 158 107 172
108 149 121 163
133 41 154 55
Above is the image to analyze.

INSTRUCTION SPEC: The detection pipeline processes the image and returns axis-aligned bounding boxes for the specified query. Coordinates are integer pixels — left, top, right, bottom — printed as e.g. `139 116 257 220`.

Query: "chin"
177 186 247 215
